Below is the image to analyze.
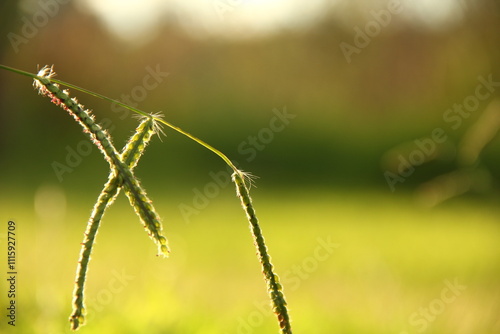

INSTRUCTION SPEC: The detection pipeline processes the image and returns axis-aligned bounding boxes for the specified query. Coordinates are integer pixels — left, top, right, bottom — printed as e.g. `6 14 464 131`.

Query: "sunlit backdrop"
0 0 499 333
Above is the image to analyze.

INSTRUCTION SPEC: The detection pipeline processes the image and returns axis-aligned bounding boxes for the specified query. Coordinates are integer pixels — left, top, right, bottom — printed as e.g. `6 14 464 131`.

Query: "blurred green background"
0 0 499 333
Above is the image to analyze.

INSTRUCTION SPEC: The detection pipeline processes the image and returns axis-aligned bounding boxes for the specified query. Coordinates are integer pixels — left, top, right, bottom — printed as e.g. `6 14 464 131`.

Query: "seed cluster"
69 116 165 329
35 66 169 257
34 66 169 330
35 67 114 166
232 171 292 334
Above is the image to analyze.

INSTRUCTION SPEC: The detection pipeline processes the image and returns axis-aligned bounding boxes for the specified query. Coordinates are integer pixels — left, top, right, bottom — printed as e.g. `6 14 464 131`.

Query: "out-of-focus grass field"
1 1 500 333
1 187 499 334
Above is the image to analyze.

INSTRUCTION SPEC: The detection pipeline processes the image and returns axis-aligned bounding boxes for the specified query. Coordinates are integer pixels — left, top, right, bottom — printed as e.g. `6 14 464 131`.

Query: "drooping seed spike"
33 66 169 328
120 171 169 257
34 66 119 167
121 115 157 170
69 114 167 329
34 67 169 257
232 170 292 334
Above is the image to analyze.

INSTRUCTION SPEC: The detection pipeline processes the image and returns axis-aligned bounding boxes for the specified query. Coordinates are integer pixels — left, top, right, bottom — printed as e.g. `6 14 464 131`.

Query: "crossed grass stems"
0 64 291 333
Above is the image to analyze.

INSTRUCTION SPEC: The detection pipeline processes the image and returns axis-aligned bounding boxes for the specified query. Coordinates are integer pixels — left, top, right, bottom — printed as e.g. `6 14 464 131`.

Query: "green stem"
0 64 238 172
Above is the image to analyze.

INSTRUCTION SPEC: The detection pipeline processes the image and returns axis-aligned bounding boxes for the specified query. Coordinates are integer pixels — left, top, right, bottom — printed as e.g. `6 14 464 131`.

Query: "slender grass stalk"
0 64 293 333
233 171 292 334
0 64 238 172
70 115 161 330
